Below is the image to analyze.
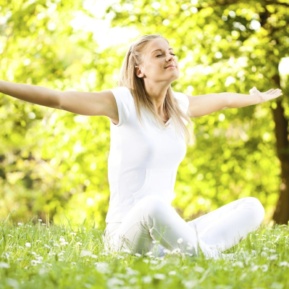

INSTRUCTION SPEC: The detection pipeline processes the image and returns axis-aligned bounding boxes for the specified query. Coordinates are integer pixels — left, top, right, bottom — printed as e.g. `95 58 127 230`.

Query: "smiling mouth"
165 65 176 69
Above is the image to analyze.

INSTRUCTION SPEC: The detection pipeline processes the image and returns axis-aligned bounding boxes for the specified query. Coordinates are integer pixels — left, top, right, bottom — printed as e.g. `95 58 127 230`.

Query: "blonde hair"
119 34 191 139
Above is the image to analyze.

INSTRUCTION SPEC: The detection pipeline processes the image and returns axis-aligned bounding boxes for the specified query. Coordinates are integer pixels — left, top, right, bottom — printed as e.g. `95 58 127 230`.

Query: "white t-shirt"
106 86 189 223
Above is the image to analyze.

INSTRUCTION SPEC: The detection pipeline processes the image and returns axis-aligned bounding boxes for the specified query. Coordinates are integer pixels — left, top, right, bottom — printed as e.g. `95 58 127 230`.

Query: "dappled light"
0 0 289 227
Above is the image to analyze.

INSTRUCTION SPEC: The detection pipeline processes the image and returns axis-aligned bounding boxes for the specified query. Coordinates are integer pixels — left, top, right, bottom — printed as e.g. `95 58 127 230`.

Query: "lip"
165 65 177 69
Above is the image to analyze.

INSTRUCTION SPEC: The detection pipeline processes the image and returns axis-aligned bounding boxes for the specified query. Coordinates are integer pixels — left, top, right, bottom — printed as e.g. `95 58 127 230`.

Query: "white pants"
104 196 265 257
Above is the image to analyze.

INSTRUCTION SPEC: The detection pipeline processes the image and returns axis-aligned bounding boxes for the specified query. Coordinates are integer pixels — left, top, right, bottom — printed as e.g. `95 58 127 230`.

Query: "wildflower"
142 276 152 283
268 255 278 261
59 237 68 246
145 251 153 257
39 267 49 276
107 277 124 287
126 267 138 276
0 262 10 268
251 265 259 272
183 280 198 288
6 279 19 289
171 248 181 254
154 273 165 280
163 249 171 254
31 260 38 266
177 238 183 244
261 264 268 272
95 262 110 274
129 277 138 285
25 242 31 248
3 252 10 259
80 250 92 257
233 261 244 268
149 259 159 265
279 261 289 267
194 266 205 273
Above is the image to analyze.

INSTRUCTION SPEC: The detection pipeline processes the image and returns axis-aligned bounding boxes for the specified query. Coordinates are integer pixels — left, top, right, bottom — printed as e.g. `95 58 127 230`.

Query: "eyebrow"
151 48 174 54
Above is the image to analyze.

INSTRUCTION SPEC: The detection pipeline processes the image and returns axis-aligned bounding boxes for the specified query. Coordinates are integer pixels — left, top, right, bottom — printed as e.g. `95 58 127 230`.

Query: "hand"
249 87 283 103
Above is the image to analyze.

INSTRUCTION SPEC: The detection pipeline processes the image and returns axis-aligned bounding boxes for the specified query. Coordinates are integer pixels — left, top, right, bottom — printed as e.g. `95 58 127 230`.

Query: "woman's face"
136 37 179 85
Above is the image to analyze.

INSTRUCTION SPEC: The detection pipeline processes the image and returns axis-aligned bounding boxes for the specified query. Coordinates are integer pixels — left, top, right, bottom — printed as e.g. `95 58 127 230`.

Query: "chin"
171 74 180 82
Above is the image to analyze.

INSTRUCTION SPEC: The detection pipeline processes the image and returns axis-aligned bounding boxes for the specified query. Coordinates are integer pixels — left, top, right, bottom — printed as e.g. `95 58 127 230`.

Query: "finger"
272 88 282 94
249 87 259 95
265 89 275 94
266 89 282 96
269 89 282 98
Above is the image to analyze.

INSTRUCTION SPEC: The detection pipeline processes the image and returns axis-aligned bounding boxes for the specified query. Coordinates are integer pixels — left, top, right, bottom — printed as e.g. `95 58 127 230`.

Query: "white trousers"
104 196 265 257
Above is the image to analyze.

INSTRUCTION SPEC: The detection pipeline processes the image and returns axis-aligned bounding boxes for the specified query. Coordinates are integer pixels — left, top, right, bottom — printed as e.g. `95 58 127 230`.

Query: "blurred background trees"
0 0 288 227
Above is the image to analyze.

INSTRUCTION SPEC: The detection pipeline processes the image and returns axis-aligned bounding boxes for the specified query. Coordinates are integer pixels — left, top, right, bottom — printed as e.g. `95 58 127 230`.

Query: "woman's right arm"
0 80 119 123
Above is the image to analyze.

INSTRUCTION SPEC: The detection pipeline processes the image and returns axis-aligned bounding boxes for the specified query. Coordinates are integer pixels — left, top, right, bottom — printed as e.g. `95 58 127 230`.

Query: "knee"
136 196 171 220
242 197 265 227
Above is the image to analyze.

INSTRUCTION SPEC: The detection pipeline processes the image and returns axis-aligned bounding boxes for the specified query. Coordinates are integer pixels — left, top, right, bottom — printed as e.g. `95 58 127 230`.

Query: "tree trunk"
272 159 289 224
271 74 289 224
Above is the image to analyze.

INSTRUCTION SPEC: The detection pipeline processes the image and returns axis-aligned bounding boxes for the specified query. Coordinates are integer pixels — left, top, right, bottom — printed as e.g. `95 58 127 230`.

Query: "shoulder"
111 86 132 99
111 86 135 106
110 86 135 125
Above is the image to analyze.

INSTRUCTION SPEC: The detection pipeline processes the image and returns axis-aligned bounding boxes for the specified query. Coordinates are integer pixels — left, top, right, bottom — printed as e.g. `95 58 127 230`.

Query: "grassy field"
0 221 288 289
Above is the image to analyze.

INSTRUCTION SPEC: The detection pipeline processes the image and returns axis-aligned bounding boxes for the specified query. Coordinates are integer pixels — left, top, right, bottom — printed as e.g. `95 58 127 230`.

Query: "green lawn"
0 221 288 289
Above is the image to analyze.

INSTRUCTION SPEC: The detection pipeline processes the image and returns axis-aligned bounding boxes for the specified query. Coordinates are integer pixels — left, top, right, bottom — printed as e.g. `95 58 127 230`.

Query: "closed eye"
156 53 176 58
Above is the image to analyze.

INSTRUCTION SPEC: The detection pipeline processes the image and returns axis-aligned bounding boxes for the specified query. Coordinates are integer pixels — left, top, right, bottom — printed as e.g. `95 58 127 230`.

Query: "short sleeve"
110 87 134 126
173 91 190 115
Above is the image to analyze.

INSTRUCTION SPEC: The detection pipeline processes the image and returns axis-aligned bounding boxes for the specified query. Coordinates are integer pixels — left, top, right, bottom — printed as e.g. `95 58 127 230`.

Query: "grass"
0 221 288 289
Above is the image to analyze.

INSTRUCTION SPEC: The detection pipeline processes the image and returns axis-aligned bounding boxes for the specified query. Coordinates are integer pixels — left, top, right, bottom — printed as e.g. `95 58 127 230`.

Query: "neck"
143 82 171 124
145 82 170 113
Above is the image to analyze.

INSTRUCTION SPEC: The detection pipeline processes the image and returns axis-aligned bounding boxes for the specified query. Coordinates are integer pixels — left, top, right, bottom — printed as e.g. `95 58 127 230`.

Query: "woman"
0 34 282 258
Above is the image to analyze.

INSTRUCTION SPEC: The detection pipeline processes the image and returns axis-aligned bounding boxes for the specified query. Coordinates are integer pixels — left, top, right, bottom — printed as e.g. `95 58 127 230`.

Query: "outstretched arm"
0 80 118 123
187 87 282 117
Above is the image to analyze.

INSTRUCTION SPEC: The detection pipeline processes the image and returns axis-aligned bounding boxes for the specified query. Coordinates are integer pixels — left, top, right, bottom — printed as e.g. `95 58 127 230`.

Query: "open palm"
249 87 283 103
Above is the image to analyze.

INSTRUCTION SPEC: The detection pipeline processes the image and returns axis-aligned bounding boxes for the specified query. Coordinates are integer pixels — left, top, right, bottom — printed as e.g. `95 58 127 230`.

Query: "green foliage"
0 0 117 226
109 0 289 221
0 222 289 288
0 0 289 226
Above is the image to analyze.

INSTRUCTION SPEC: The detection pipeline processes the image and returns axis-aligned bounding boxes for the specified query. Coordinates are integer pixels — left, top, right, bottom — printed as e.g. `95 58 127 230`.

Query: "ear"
135 66 144 78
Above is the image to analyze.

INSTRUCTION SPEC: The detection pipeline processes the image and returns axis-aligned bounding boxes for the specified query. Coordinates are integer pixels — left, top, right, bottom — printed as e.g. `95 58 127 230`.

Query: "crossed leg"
104 196 264 257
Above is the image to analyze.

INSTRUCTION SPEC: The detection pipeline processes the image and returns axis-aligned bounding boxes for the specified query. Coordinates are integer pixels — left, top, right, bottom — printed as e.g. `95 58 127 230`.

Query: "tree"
0 0 288 226
107 0 289 223
0 0 117 226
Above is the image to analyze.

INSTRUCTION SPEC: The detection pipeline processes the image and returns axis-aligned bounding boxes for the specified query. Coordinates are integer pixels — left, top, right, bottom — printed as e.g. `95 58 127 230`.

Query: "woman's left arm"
188 87 282 117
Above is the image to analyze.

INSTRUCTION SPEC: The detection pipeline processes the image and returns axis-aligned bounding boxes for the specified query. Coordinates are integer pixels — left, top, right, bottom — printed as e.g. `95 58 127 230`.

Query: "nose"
166 53 174 62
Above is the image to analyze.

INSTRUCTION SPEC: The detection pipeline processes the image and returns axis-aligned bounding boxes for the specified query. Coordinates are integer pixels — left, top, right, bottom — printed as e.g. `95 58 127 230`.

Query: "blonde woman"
0 34 282 257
